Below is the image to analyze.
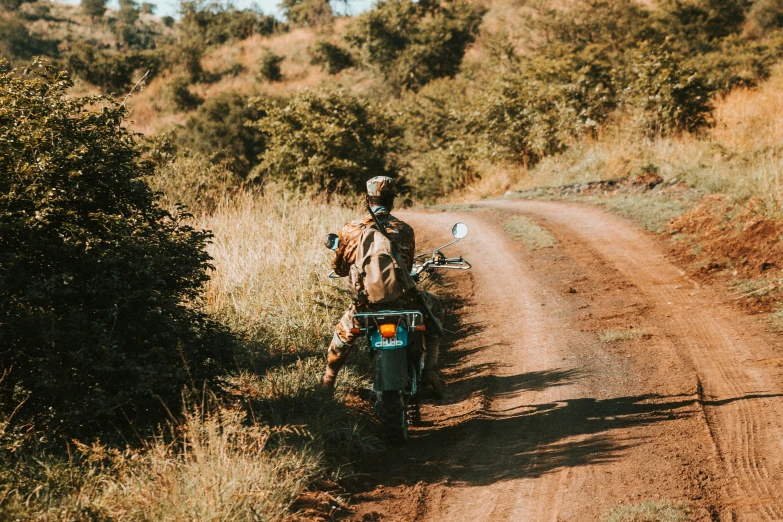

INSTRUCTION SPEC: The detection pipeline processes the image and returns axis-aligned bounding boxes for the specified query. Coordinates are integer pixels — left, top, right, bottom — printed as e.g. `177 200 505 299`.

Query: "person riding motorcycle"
322 176 446 398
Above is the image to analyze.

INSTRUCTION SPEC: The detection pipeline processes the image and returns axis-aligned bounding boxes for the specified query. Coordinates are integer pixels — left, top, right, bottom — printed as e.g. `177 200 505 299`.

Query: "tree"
252 88 403 194
81 0 106 19
258 48 283 81
279 0 333 27
178 91 266 176
0 60 231 441
345 0 484 91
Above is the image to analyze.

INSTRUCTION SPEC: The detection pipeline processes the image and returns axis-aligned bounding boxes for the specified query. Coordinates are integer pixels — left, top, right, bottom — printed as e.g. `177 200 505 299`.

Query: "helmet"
366 176 396 197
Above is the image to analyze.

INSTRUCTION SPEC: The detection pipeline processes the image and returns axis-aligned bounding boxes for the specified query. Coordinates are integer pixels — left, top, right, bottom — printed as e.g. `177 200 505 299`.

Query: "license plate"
371 327 408 349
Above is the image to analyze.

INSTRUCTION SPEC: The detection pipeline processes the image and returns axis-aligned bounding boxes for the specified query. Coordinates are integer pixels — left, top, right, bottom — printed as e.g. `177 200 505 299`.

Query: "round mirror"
324 233 339 250
452 222 468 239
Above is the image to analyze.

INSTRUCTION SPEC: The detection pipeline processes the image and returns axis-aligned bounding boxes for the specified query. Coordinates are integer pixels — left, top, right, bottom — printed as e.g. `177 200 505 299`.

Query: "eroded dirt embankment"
347 200 783 521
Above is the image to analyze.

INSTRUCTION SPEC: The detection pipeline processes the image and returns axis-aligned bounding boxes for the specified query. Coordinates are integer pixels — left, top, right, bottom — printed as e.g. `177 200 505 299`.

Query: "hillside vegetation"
4 0 783 519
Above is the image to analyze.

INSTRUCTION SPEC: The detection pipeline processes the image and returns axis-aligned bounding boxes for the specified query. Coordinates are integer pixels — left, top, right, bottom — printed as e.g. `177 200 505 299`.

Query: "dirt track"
349 200 783 521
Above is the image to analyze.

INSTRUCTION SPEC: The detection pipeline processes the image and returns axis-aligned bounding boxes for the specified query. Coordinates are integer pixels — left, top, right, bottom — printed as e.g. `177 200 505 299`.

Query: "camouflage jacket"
333 209 416 278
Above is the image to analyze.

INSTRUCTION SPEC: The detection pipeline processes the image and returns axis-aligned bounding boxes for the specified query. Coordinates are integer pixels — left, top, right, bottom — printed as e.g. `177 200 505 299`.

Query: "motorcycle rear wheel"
377 391 409 443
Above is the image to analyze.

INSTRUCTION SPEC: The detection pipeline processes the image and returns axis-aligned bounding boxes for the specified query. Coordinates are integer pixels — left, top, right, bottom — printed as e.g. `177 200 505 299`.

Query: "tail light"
379 324 397 338
415 325 426 332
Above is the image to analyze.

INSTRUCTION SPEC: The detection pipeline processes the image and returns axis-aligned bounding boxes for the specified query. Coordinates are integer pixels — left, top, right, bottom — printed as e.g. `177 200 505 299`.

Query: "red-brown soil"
343 200 783 521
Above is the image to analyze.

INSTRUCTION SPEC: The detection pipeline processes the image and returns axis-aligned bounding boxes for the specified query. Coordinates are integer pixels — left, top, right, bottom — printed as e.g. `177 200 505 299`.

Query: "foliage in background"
310 39 354 74
177 91 267 177
252 88 403 194
67 40 162 93
280 0 333 28
621 40 714 135
179 0 279 44
259 47 284 82
81 0 106 18
0 61 232 441
346 0 485 91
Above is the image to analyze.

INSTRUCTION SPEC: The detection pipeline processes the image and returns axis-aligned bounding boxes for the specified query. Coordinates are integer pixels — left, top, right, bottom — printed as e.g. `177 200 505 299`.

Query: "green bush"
258 48 283 82
0 12 53 61
180 1 279 45
67 41 162 93
310 40 353 74
251 88 403 194
168 75 204 111
620 41 714 135
0 0 34 10
345 0 485 91
81 0 106 18
657 0 751 51
748 0 783 33
280 0 333 27
178 91 266 177
526 0 655 53
0 61 232 441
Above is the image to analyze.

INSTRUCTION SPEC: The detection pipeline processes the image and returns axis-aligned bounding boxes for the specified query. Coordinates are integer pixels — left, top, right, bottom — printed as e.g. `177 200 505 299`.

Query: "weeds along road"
350 200 783 522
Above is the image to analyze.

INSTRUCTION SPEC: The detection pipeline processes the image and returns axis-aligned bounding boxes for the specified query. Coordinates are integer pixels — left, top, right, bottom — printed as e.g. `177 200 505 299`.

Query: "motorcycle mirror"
324 233 339 251
452 222 468 239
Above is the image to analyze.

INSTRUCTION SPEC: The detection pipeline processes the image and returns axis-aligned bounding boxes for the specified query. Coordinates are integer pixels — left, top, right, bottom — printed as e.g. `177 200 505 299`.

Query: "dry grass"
603 500 689 522
195 186 355 355
712 63 783 152
503 215 559 249
96 407 320 522
599 329 649 343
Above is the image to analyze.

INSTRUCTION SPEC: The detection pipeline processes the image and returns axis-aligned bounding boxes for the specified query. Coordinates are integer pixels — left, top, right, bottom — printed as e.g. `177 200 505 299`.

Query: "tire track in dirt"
351 203 729 521
485 199 783 520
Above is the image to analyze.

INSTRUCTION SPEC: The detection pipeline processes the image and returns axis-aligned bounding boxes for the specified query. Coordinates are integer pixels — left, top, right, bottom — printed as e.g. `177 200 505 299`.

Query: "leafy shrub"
470 49 616 164
280 0 333 27
0 61 232 441
118 0 139 25
251 88 403 194
657 0 751 51
180 1 279 45
747 0 783 33
396 77 476 200
526 0 656 53
67 41 162 93
310 40 353 74
258 48 283 82
689 35 777 93
81 0 106 18
620 41 714 135
170 38 205 81
168 75 204 111
346 0 485 91
0 0 34 10
0 12 52 61
178 91 266 177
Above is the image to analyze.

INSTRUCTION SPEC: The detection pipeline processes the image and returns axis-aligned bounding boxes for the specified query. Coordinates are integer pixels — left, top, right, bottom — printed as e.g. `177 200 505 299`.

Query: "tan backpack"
351 225 416 304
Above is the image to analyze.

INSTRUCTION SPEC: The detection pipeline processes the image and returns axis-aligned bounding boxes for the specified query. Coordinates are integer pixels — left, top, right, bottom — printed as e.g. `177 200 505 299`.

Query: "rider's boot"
422 338 445 399
322 363 339 394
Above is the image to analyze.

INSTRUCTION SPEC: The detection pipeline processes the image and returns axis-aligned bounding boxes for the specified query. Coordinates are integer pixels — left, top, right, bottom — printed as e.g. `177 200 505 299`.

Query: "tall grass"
0 186 376 521
196 186 355 358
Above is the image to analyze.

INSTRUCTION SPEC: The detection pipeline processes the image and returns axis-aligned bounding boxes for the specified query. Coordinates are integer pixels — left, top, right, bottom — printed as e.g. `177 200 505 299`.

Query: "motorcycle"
324 222 471 442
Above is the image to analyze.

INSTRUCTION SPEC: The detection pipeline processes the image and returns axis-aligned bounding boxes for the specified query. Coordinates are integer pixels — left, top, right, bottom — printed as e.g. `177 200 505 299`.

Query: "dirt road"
349 200 783 521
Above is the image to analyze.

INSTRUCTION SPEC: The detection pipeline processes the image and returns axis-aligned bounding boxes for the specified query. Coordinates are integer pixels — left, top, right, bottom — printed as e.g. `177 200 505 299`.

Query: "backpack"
351 225 416 304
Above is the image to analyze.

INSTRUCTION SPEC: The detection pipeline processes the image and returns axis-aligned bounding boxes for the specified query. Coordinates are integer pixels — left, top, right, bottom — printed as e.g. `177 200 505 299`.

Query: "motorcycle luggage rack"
353 310 424 330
